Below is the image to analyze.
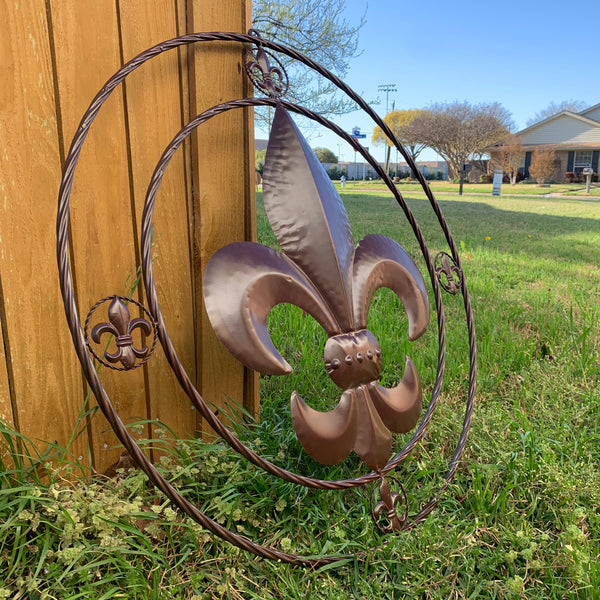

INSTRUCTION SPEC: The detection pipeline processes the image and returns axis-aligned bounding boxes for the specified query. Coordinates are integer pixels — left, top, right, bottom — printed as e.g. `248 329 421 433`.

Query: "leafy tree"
526 100 589 127
493 135 523 185
312 147 338 163
252 0 365 129
255 149 267 174
528 146 556 185
407 101 512 180
372 109 427 175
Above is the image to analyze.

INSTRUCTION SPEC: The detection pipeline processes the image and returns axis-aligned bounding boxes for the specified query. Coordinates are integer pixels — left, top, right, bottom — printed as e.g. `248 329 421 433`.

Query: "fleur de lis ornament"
91 297 153 369
203 106 430 471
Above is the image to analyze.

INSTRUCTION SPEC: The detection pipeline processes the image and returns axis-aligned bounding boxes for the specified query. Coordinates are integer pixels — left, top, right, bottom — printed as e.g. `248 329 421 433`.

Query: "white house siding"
521 115 600 146
581 105 600 122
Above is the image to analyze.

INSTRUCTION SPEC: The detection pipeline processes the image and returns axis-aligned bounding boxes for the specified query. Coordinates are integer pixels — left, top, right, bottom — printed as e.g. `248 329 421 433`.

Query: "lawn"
1 190 599 598
338 179 600 198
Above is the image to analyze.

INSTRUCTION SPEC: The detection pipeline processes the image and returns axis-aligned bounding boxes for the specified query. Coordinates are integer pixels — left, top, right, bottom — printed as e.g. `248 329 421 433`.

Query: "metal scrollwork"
57 30 477 565
434 251 463 295
84 295 157 370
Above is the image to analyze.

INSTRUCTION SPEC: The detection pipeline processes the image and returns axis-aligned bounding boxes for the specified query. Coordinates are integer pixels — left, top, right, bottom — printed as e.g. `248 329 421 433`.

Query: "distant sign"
492 169 503 196
351 127 366 139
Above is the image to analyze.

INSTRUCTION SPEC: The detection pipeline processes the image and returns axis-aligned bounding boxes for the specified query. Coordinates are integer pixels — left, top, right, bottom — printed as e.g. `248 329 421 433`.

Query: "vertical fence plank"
0 1 257 470
117 0 197 440
0 300 14 428
186 0 258 432
0 0 88 460
49 0 149 471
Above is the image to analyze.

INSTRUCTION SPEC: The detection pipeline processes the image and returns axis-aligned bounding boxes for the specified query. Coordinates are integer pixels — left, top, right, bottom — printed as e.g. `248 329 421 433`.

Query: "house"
487 103 600 181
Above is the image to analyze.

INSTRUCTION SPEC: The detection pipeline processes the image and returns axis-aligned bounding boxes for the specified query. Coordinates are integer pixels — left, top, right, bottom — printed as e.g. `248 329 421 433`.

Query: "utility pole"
378 84 396 174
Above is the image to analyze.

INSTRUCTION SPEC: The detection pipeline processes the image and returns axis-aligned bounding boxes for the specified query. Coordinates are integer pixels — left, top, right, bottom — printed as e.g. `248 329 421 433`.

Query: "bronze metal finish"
56 30 477 565
244 31 289 99
203 106 429 470
434 251 463 295
370 476 409 534
84 295 157 371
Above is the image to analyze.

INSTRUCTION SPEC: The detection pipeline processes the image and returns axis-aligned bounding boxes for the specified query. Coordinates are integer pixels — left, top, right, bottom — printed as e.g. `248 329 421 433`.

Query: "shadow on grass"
339 193 600 268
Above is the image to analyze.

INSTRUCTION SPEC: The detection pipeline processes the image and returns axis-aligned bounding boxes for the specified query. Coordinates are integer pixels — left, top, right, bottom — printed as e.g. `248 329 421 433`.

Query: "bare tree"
525 100 589 127
407 101 512 180
252 0 365 129
493 135 523 185
372 109 427 176
528 146 556 185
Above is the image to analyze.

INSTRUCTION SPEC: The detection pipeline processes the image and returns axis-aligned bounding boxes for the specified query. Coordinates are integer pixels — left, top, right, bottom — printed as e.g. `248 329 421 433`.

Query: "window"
574 150 593 173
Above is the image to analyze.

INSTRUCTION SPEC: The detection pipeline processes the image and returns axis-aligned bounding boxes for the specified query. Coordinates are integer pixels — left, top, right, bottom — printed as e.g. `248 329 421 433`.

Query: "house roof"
579 102 600 118
255 139 268 151
514 110 600 138
486 107 600 151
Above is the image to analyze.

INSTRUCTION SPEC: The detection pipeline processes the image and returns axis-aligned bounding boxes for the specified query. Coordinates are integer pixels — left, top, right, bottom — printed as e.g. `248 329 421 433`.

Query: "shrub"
565 172 579 183
326 167 341 180
480 173 493 184
529 146 556 184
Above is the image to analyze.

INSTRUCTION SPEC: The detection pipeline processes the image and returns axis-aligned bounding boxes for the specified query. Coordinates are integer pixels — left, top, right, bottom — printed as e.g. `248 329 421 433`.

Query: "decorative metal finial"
370 476 409 534
84 295 157 370
244 31 289 98
203 106 430 471
434 251 462 295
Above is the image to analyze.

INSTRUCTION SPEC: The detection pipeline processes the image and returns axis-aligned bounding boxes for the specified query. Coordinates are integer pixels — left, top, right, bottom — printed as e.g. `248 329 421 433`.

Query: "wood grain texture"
117 0 197 442
0 0 87 459
0 1 257 471
186 0 259 433
50 0 149 469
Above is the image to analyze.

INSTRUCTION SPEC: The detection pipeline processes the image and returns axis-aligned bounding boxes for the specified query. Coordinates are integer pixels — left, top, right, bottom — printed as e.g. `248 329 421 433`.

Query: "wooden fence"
0 0 257 472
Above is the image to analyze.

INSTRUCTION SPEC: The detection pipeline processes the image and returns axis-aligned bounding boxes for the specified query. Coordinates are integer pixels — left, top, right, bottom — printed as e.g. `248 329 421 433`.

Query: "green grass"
1 191 600 598
336 179 600 198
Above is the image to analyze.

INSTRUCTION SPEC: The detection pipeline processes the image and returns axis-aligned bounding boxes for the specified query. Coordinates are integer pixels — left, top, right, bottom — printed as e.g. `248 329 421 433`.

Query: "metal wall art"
57 30 476 565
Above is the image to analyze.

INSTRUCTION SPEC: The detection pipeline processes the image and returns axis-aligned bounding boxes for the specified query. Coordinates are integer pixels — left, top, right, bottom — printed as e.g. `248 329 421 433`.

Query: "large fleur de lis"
203 106 429 471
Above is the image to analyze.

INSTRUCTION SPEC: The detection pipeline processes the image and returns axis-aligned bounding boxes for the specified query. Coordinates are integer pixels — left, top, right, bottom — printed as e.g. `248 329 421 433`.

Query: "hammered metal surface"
203 106 430 470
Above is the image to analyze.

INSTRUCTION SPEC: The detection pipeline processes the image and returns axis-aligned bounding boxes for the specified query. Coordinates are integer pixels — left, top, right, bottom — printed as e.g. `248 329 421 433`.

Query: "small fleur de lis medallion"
90 296 153 369
244 39 289 99
371 476 408 534
434 251 462 295
203 106 430 471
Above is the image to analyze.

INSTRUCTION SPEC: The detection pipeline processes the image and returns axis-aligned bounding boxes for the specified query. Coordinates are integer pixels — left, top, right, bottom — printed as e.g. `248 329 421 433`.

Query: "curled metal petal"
367 357 422 434
263 106 355 332
352 386 394 471
203 242 338 375
290 391 357 465
352 234 430 339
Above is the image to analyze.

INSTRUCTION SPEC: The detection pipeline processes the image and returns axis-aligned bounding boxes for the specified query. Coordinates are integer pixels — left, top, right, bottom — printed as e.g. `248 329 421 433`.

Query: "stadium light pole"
378 84 396 173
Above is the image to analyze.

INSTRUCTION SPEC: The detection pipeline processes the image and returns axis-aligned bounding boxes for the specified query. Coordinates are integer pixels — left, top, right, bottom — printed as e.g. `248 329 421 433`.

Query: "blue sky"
257 0 600 163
